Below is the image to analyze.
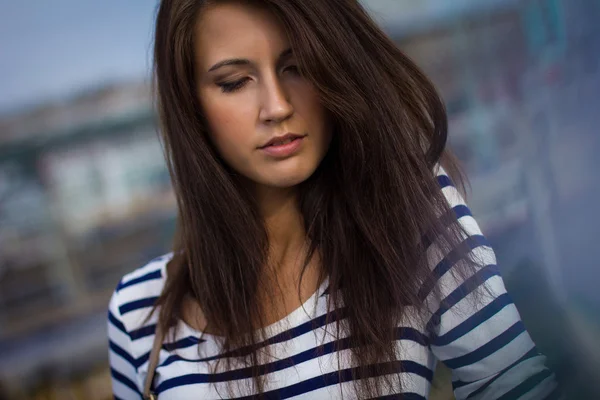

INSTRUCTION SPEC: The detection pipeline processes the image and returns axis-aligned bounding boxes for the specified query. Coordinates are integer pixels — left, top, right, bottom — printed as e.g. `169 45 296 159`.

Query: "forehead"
194 2 289 69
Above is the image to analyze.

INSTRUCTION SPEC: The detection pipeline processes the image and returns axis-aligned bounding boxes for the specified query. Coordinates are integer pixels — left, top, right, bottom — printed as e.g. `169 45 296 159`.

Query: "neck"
253 184 322 324
254 184 306 270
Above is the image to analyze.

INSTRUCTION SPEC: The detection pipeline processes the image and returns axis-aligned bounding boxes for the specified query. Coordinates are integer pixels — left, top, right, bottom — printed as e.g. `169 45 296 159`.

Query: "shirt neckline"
160 262 329 342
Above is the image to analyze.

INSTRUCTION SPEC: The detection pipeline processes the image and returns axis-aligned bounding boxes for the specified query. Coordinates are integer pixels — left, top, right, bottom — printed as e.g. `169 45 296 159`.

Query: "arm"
108 289 144 400
428 171 561 399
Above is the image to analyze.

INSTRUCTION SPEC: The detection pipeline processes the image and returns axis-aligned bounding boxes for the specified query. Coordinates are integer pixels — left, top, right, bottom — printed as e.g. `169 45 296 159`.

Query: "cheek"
201 97 255 158
295 90 331 153
292 85 327 129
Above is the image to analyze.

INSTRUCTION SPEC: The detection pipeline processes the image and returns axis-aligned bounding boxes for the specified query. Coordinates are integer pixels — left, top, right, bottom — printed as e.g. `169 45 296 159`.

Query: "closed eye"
217 78 250 93
284 65 300 75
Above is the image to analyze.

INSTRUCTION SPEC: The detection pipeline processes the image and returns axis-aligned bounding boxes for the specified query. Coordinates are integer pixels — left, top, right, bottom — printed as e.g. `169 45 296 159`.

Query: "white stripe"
449 331 534 383
435 284 512 338
111 378 141 400
432 302 523 358
120 255 170 285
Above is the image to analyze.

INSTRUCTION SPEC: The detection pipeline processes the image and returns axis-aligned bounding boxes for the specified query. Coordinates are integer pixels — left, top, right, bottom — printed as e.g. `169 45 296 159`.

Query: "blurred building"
0 82 175 399
0 0 599 398
373 0 599 288
372 0 600 396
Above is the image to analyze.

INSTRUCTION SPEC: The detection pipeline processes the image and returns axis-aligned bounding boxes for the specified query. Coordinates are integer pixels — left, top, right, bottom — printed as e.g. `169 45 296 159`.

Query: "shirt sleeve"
427 169 562 399
108 288 144 400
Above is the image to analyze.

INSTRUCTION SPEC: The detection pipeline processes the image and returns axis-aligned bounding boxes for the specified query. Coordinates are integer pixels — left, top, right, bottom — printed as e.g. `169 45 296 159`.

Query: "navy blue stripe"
437 174 453 189
443 321 526 369
465 346 539 398
135 352 150 369
435 292 512 346
160 337 357 385
418 235 489 301
497 368 553 400
110 336 151 369
109 340 136 367
125 337 206 373
156 362 430 397
453 204 472 220
114 396 125 400
160 326 428 374
117 269 162 292
163 335 205 351
377 394 426 400
426 264 499 332
119 296 159 315
108 310 127 334
228 309 346 358
401 327 429 346
111 367 140 394
168 308 348 364
421 204 473 249
235 361 431 400
130 324 157 340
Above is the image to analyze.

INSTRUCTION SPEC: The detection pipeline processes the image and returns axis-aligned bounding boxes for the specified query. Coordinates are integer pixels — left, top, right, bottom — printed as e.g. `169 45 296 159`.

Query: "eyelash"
218 78 250 93
217 66 301 94
285 65 300 74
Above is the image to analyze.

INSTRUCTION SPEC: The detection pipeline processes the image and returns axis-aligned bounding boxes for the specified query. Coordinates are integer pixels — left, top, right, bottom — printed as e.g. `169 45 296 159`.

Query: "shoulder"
116 253 172 296
108 253 173 337
434 164 463 202
107 254 173 394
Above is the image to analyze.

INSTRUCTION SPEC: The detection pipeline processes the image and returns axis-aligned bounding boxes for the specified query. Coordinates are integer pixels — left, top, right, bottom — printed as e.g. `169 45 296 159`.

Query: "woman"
108 0 559 398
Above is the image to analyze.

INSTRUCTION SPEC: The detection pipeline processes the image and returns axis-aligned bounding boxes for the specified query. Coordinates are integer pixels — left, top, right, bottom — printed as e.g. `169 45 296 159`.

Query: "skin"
187 2 332 330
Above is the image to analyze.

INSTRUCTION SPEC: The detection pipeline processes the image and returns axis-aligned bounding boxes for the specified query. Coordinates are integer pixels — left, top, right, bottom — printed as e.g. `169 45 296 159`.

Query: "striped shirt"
108 171 559 399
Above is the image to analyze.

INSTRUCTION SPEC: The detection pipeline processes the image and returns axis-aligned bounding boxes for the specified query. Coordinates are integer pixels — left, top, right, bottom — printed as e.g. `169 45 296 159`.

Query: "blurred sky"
0 0 158 113
0 0 516 114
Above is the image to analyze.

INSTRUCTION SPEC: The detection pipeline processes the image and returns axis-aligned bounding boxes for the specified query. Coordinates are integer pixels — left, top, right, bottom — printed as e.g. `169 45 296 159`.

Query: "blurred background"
0 0 598 398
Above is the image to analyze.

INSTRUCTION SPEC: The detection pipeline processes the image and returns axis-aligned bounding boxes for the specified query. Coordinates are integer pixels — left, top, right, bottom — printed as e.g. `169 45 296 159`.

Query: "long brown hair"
152 0 476 397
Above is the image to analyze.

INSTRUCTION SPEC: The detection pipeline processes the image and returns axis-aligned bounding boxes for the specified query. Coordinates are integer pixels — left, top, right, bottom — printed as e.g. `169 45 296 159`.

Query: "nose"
259 74 294 124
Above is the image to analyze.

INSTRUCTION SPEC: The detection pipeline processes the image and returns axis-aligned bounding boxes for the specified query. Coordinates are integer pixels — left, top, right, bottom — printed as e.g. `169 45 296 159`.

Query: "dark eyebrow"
208 58 249 72
207 48 293 73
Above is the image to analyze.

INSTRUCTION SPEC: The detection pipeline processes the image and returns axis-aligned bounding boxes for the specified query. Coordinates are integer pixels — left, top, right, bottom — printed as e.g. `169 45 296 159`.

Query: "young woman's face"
194 2 332 190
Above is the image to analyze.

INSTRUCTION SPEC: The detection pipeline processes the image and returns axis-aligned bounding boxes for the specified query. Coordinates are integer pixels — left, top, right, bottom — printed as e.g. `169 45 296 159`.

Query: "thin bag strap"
143 323 165 400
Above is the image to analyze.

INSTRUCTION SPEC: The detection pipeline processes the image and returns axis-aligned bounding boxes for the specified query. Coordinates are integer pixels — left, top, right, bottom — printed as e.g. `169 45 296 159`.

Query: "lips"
260 133 305 148
259 133 306 158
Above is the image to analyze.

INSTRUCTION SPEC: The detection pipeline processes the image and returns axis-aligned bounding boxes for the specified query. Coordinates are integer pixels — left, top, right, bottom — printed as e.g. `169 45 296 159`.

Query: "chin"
265 174 309 189
259 166 316 189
